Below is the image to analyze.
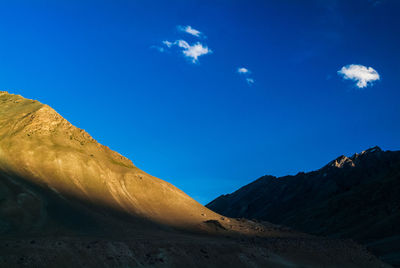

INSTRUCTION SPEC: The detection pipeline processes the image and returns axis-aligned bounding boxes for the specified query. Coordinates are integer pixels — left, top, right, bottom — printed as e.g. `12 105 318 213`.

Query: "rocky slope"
0 91 222 232
207 146 400 266
0 91 389 267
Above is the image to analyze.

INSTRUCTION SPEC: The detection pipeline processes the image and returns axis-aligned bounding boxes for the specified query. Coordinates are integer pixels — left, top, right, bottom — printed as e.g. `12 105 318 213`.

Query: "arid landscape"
0 92 391 267
1 1 400 267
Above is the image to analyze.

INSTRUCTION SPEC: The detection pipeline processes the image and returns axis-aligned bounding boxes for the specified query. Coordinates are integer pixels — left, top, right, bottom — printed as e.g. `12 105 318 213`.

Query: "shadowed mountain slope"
0 91 389 267
207 146 400 266
0 91 222 232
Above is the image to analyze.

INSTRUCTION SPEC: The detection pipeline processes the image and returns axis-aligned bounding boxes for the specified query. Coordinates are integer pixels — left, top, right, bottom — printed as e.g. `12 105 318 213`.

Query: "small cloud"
237 66 254 85
338 64 380 88
162 40 173 48
156 39 211 63
246 78 255 85
176 40 190 49
176 40 211 63
237 67 250 74
178 25 202 37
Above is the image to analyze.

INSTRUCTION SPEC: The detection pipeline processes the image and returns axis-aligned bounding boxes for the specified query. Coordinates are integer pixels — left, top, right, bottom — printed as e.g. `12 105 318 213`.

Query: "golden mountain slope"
0 91 222 230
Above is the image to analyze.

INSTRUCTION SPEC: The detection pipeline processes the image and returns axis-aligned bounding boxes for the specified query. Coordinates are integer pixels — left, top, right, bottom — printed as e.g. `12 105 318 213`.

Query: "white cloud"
178 25 202 37
156 39 212 63
237 67 254 85
246 78 255 85
237 67 250 74
338 64 380 88
176 40 211 63
176 40 190 49
158 39 211 63
162 40 173 48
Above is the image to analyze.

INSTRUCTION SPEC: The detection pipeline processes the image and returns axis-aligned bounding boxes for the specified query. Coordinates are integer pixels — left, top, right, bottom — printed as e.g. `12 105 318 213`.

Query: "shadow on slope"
0 91 390 267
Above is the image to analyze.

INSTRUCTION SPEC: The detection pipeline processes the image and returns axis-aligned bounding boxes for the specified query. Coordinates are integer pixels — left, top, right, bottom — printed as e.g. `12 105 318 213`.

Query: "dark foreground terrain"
0 233 386 268
207 146 400 266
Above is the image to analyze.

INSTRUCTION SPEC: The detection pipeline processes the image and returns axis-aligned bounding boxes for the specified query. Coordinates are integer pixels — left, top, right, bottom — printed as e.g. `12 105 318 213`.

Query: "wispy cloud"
237 67 255 85
338 64 380 88
246 78 255 85
162 40 173 48
177 25 202 37
159 39 211 63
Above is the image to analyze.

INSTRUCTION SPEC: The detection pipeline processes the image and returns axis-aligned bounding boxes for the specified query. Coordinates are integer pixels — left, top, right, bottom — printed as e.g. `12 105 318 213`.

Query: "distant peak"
362 146 382 154
351 146 383 159
328 155 355 169
325 146 384 170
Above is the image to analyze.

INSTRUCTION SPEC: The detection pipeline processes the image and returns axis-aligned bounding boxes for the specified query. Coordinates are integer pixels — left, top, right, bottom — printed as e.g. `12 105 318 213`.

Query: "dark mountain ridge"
207 146 400 266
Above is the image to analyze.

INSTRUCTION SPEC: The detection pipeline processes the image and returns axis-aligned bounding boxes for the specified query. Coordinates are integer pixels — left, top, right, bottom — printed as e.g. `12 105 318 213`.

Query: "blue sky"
1 0 399 204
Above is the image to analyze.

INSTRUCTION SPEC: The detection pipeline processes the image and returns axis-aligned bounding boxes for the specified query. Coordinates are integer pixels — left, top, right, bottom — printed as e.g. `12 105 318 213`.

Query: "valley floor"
0 233 389 268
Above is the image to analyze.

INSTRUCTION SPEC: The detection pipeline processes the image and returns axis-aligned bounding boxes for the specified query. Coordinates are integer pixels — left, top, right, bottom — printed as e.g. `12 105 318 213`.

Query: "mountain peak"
362 145 382 154
325 146 384 169
350 146 383 160
328 155 355 168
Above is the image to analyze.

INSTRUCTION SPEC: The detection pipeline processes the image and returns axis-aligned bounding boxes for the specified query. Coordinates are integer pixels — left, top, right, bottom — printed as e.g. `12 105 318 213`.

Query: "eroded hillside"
0 91 390 267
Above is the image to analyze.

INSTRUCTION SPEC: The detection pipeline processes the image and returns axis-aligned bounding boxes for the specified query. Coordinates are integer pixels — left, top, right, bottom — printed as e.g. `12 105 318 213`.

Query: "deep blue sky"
1 0 399 204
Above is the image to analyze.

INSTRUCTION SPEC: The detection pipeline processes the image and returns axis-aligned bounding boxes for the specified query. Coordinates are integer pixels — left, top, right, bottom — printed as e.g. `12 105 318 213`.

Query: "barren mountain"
0 91 389 267
207 146 400 266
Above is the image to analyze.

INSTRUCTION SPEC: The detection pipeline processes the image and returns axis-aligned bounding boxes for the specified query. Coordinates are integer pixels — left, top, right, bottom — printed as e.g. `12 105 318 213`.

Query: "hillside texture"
0 91 390 267
0 91 222 231
207 146 400 266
